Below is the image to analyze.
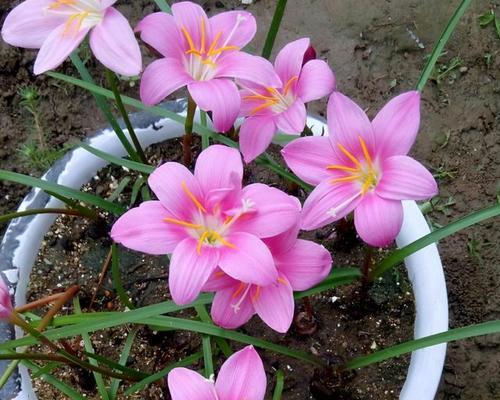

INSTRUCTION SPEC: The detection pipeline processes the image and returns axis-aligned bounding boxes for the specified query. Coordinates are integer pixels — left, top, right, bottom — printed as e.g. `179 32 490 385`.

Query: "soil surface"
1 0 499 399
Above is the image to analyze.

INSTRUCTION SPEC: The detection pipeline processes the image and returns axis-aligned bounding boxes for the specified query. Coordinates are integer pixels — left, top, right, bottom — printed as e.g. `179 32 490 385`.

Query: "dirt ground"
1 0 499 399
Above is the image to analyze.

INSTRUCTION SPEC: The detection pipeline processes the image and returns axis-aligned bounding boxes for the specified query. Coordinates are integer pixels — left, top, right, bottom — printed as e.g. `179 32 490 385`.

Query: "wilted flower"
137 1 279 132
238 38 335 162
1 0 142 76
111 145 300 305
168 345 266 400
282 91 438 247
0 278 13 320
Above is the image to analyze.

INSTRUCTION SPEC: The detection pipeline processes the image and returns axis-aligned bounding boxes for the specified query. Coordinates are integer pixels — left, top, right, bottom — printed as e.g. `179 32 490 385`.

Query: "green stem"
105 69 148 164
183 96 197 167
272 370 285 400
0 208 92 225
416 0 472 91
262 0 288 59
200 111 209 149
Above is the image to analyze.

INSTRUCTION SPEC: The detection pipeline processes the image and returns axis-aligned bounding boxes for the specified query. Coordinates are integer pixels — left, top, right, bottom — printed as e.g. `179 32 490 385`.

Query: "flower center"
46 0 104 35
181 15 245 81
242 76 298 115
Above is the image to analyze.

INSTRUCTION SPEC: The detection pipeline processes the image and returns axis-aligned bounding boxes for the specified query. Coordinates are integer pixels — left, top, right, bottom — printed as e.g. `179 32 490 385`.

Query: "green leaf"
262 0 288 59
154 0 171 13
0 170 125 215
110 328 138 399
195 305 214 378
272 370 285 400
112 245 135 309
0 208 89 225
107 176 131 202
495 17 500 38
294 268 361 299
195 305 233 358
130 176 146 206
345 320 500 370
478 10 495 27
371 203 500 279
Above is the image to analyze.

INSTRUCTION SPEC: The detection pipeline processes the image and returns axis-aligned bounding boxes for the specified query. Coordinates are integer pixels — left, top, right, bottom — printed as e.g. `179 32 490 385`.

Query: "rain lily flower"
1 0 142 76
111 145 301 305
202 224 332 333
282 91 438 247
137 1 280 132
168 345 266 400
238 38 335 163
0 278 13 320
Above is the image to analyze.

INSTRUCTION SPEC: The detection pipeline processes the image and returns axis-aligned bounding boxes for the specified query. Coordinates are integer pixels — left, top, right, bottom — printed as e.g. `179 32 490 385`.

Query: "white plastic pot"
0 100 448 399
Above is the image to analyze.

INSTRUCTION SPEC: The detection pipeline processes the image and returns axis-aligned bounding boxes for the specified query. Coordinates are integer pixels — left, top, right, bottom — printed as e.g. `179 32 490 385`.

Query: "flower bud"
302 45 317 66
0 278 13 319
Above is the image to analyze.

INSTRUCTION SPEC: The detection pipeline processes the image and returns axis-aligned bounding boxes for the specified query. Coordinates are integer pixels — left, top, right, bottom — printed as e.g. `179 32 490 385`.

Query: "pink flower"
202 224 332 333
168 345 266 400
0 278 13 320
137 2 280 132
111 145 301 305
1 0 142 76
282 91 438 247
238 38 336 163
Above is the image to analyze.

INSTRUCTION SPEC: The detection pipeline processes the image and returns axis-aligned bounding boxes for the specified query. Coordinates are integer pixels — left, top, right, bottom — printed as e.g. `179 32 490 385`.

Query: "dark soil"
1 0 499 399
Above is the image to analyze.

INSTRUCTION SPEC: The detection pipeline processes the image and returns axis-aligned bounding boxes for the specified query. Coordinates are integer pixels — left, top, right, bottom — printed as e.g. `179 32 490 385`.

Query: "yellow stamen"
326 164 358 172
215 271 226 278
196 231 209 255
358 136 373 166
283 76 298 95
163 217 201 229
251 286 261 302
200 17 206 54
181 26 197 54
223 215 233 225
330 175 362 183
250 100 278 115
207 32 222 56
243 93 277 102
201 58 216 68
48 0 75 9
208 45 239 55
277 277 288 285
219 236 237 249
232 283 246 298
336 143 362 168
181 181 206 213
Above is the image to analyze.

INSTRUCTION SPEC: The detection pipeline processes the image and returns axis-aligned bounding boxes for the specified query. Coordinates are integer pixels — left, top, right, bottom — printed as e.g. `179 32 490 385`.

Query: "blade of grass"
200 110 209 149
130 176 146 206
154 0 171 13
370 203 500 279
294 268 361 299
262 0 288 59
44 190 97 219
107 176 131 202
0 208 90 225
345 320 500 370
112 244 135 309
273 370 285 400
110 328 138 399
194 305 214 378
195 305 233 358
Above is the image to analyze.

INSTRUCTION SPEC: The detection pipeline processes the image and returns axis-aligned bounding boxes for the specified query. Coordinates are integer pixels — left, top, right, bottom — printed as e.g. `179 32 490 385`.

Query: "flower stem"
15 293 64 314
183 96 197 167
105 69 148 164
361 246 374 287
262 0 288 59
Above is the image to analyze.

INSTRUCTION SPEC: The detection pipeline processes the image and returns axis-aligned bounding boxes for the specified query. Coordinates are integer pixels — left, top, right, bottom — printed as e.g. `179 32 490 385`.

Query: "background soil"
1 0 499 399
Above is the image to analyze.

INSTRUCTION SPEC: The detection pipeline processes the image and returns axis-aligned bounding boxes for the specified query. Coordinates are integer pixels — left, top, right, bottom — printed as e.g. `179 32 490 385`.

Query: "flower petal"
194 145 243 195
301 179 362 230
377 155 438 201
275 99 307 134
169 238 219 305
171 1 210 51
281 135 337 186
274 38 310 84
372 91 421 157
239 116 277 163
275 239 332 291
33 22 89 74
215 52 281 88
208 10 256 49
188 79 240 132
111 201 186 255
297 59 336 103
327 91 375 161
235 183 301 238
218 233 278 286
354 193 403 247
89 7 141 76
202 268 238 292
140 57 192 106
262 222 300 256
148 162 203 220
253 276 294 333
168 368 217 400
136 12 184 58
210 285 255 329
215 346 266 400
1 0 65 49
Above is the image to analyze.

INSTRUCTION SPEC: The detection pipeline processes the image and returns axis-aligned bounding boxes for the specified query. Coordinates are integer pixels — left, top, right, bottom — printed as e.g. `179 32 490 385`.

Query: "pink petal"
301 180 362 230
188 79 240 132
194 145 243 196
274 38 310 84
89 8 141 76
33 22 89 75
235 183 301 238
262 222 300 256
377 155 438 201
281 136 337 186
297 59 336 103
372 91 421 157
239 87 274 117
171 1 210 51
218 232 278 286
275 239 332 291
111 201 186 255
202 268 237 292
101 0 117 7
0 278 13 319
148 162 203 220
1 0 65 49
327 91 375 161
140 57 192 106
275 99 307 134
136 12 183 58
253 276 294 333
208 10 256 49
215 346 266 400
210 285 255 329
167 368 217 400
169 238 220 305
216 52 281 88
354 193 403 247
239 116 277 163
